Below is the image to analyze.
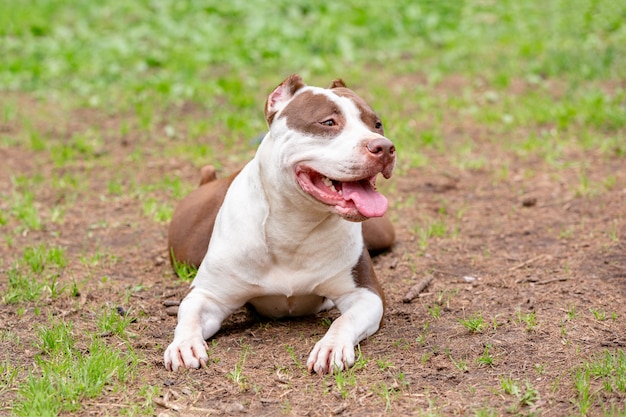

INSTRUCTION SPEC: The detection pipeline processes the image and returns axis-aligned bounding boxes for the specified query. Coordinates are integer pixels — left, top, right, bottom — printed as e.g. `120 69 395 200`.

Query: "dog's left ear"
329 79 347 89
265 74 306 125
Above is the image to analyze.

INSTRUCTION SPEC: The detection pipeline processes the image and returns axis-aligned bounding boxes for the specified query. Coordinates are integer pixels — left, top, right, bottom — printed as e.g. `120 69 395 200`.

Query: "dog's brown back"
168 170 239 268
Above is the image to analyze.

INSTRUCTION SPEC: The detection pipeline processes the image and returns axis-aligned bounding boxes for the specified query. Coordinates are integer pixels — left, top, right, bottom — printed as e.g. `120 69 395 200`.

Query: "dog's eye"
375 121 383 130
320 119 335 127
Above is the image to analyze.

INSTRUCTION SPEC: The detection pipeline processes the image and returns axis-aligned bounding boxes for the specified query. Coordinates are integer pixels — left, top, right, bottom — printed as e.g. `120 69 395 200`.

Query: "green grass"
2 1 624 111
13 320 139 417
459 313 486 334
170 249 198 282
1 0 625 415
500 377 541 413
3 244 68 304
571 349 626 415
227 343 251 392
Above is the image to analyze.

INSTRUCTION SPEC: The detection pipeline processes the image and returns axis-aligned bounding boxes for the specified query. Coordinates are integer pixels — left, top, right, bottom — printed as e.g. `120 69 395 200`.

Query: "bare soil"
0 79 625 416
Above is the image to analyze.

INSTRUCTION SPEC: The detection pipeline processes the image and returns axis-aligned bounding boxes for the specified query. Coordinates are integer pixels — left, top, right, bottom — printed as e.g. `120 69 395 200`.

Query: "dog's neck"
253 135 358 250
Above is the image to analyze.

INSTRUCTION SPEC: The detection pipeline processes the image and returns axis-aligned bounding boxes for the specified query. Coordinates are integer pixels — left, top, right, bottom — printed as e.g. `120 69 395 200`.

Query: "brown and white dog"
164 75 396 374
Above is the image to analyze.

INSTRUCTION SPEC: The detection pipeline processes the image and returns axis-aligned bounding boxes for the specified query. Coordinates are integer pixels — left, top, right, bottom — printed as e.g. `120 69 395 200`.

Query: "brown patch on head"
330 88 384 135
265 74 306 126
279 91 346 138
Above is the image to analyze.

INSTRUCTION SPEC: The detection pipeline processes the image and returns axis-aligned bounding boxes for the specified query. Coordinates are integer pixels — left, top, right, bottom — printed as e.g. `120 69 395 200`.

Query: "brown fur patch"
330 88 384 135
351 247 386 314
279 91 346 138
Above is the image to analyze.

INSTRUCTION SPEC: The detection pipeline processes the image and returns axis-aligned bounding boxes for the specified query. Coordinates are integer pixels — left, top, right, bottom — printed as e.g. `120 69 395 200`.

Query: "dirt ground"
0 79 625 416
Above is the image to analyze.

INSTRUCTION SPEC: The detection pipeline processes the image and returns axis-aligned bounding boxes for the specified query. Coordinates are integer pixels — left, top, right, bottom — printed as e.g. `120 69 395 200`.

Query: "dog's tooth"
322 176 338 192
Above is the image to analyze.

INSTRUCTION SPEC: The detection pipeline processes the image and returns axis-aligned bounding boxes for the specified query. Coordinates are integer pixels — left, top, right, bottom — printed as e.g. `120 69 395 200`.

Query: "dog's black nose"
366 138 395 158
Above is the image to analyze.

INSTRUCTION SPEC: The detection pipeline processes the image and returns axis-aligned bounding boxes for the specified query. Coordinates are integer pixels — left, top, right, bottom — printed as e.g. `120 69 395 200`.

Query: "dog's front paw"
164 336 209 371
306 335 355 374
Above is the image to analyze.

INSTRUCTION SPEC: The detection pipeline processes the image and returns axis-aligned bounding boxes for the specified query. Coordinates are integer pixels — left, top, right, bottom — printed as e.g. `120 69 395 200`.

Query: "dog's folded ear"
265 74 306 125
329 79 347 89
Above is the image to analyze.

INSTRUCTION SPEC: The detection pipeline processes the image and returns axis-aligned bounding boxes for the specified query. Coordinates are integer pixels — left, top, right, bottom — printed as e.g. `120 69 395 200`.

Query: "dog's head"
261 74 396 222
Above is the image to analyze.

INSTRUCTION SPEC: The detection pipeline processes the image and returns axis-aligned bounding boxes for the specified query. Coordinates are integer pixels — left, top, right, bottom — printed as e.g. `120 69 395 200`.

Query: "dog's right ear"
329 79 347 89
265 74 306 126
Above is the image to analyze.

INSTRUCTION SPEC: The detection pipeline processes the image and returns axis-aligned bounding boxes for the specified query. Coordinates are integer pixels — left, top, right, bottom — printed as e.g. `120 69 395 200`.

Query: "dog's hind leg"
362 216 395 254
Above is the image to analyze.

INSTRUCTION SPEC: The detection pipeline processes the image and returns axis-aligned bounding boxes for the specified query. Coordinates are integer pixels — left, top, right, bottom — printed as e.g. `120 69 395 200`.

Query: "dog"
164 74 396 374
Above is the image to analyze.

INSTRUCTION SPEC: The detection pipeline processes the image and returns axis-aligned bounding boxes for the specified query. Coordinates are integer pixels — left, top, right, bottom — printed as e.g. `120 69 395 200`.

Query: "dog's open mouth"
295 167 388 219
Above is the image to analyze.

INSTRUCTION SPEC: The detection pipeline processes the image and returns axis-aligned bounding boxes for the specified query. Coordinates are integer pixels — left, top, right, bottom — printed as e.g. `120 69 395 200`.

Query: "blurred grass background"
2 0 624 108
1 3 625 414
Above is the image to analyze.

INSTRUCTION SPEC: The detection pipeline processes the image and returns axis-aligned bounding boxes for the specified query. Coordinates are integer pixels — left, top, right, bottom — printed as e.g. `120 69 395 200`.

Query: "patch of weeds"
516 309 538 331
23 244 67 273
333 367 356 399
170 249 198 282
375 381 400 412
590 308 607 321
280 399 292 414
285 345 307 375
603 174 617 192
575 168 598 198
37 320 74 356
332 346 368 399
393 338 411 350
566 304 578 320
500 377 540 414
96 305 136 338
534 363 546 375
49 131 104 167
107 178 125 196
395 371 410 389
436 288 458 309
585 349 626 394
473 405 498 417
476 344 495 367
414 218 449 252
0 358 19 397
448 352 468 372
13 320 138 416
426 303 441 319
375 357 394 371
142 197 173 224
79 248 118 269
208 340 220 365
455 149 489 172
517 382 540 408
500 376 520 396
459 312 486 333
3 244 68 304
573 367 593 415
416 321 430 346
320 317 333 328
135 383 161 416
606 221 620 242
227 343 250 391
5 266 47 305
10 191 42 232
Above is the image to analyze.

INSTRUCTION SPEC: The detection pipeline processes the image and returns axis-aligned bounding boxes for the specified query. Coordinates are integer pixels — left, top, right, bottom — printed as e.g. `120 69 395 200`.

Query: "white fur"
164 83 385 374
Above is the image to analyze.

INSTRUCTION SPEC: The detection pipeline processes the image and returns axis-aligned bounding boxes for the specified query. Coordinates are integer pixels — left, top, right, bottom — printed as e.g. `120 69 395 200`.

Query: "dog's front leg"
306 288 383 374
164 287 234 371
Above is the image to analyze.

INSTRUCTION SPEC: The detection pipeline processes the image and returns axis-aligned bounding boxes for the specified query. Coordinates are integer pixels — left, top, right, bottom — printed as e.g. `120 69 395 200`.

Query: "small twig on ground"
153 397 183 412
536 277 569 285
508 254 548 271
402 275 434 303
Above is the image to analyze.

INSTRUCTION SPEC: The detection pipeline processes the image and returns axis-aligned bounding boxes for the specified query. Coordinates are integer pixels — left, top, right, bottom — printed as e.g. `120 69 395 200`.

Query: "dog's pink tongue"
342 180 388 218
